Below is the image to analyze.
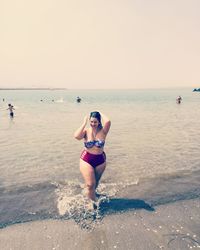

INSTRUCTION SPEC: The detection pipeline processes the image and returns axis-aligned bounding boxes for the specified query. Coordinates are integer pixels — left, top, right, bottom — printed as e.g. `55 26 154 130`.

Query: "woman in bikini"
74 111 111 202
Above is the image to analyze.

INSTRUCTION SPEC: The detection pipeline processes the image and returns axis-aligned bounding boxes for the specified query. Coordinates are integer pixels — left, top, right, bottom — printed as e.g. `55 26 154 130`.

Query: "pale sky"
0 0 200 89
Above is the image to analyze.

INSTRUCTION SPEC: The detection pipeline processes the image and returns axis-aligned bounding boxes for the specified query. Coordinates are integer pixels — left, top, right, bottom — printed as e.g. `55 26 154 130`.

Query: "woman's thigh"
80 159 96 186
95 162 106 182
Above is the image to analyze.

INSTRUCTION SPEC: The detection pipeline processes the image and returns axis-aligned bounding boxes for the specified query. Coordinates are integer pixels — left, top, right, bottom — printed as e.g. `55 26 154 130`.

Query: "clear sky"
0 0 200 89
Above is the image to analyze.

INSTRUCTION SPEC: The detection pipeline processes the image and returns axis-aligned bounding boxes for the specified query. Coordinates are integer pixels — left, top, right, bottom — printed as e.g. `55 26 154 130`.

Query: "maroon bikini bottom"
80 150 106 168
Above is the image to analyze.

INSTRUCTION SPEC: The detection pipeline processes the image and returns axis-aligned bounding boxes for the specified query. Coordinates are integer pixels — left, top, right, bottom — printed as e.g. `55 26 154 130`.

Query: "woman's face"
90 117 99 128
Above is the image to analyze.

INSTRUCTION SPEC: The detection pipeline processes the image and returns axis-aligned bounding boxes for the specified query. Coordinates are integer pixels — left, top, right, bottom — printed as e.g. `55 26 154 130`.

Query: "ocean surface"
0 88 200 229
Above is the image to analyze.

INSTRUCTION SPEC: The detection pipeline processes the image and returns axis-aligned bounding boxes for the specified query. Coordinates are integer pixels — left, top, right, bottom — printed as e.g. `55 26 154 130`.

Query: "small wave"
55 179 140 216
0 179 140 230
54 179 139 230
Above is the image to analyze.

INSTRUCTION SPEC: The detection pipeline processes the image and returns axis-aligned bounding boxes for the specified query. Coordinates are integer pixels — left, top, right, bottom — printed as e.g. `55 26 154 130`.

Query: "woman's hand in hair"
100 112 111 135
83 115 89 126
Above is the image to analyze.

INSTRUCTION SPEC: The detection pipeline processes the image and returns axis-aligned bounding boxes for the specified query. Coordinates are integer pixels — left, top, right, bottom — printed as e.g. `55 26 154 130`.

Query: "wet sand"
0 198 200 250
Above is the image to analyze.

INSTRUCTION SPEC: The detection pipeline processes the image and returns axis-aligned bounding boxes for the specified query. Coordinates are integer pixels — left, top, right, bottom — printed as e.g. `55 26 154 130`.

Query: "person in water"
7 104 15 118
176 95 182 104
74 111 111 202
76 96 81 103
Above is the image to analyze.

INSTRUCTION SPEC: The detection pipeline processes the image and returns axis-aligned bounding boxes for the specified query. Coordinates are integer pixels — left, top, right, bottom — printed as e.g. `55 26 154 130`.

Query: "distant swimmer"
7 104 15 118
76 96 82 103
176 96 182 104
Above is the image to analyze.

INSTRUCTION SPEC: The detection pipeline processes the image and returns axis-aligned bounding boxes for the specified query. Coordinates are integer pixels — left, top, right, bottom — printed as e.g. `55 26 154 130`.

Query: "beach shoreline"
0 198 200 250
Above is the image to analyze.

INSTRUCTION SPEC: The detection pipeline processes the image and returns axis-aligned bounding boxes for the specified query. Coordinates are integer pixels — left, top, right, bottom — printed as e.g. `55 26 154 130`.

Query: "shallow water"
0 88 200 228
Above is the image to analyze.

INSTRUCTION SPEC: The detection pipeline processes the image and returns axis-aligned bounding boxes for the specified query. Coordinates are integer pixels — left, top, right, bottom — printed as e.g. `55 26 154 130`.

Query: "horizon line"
0 88 68 90
0 86 196 90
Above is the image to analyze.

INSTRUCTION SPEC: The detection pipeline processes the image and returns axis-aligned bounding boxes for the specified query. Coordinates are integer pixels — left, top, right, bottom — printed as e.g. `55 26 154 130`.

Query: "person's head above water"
89 111 102 130
8 104 11 107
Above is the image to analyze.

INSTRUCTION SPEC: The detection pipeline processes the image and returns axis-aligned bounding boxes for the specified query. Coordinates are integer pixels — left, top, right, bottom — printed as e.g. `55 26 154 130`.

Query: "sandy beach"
0 197 200 250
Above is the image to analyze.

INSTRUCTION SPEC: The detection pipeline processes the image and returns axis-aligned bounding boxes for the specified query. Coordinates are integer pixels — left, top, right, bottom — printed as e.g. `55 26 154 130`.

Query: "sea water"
0 88 200 228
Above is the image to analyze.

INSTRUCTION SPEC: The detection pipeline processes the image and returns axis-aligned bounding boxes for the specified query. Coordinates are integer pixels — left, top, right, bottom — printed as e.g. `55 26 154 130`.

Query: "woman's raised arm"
74 116 88 140
100 112 111 135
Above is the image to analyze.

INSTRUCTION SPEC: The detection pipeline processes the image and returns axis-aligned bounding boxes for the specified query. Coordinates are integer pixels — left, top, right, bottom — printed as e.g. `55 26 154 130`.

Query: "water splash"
54 179 139 230
55 98 64 103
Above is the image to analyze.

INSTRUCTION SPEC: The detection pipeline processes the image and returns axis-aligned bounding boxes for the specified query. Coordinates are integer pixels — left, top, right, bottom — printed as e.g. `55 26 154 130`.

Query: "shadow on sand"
100 198 155 214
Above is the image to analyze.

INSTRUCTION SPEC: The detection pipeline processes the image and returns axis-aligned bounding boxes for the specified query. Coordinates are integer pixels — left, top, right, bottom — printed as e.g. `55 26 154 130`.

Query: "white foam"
55 98 64 103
